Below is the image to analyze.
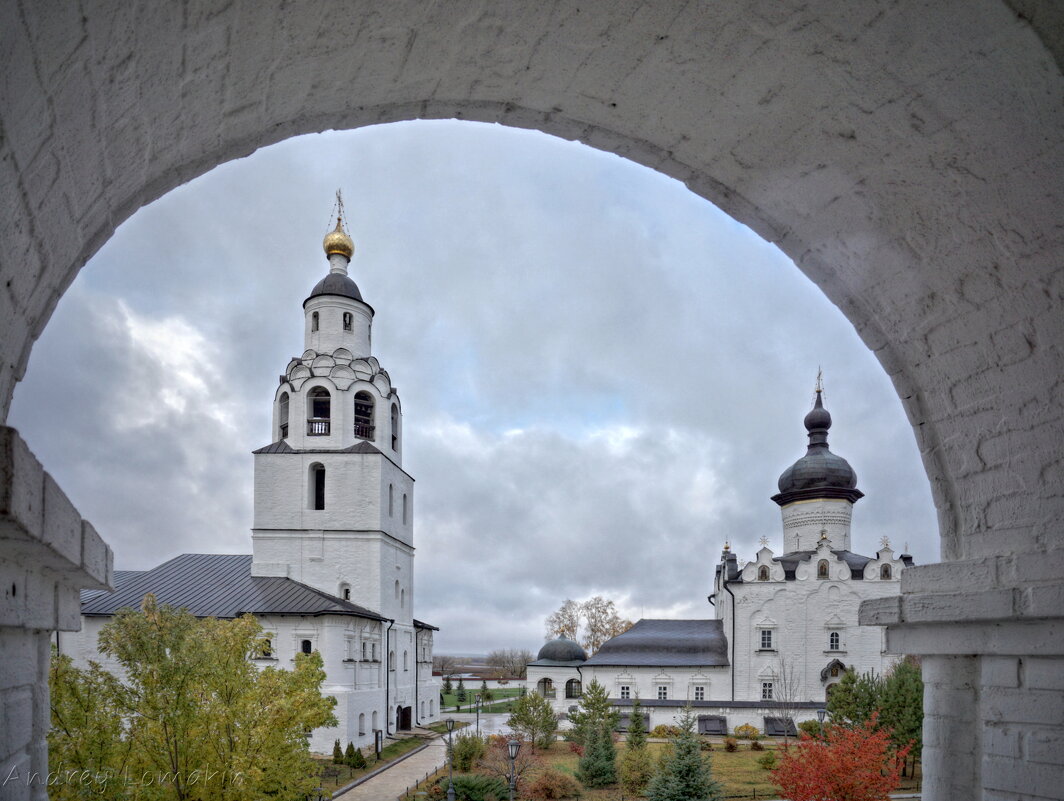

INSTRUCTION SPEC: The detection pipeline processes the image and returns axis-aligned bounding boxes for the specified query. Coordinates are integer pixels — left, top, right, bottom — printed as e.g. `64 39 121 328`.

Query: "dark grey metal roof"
530 636 587 665
304 273 364 304
81 554 386 621
772 392 863 506
253 440 384 455
772 549 875 580
81 570 142 603
584 619 730 667
608 698 820 710
413 619 439 631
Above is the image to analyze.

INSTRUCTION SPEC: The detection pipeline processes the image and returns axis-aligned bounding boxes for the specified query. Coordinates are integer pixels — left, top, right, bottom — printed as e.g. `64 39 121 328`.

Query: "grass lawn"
532 738 921 799
440 685 523 713
425 720 471 735
313 735 428 794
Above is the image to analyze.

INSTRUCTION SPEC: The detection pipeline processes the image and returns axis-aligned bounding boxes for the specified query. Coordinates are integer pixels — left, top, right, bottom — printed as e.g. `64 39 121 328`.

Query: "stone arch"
2 1 1061 575
2 6 1063 799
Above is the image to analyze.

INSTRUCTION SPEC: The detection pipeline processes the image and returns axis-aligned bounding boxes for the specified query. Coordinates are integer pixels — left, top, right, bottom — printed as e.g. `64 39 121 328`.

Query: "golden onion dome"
323 217 355 260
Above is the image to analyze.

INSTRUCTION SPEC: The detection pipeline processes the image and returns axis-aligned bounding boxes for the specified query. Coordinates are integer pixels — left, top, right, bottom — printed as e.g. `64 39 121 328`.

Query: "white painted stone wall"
780 499 853 552
2 3 1063 797
0 429 112 800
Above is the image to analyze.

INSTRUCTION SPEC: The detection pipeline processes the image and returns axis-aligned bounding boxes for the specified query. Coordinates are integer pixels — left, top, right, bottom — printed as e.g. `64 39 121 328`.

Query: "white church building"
528 389 913 735
61 212 441 752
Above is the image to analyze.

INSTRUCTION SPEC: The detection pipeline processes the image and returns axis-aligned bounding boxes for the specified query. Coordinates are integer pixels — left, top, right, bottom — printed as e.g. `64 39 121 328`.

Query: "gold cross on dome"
759 536 770 547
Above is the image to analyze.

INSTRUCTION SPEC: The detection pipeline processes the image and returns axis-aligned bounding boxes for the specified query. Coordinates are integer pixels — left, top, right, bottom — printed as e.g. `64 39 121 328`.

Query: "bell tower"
250 199 413 627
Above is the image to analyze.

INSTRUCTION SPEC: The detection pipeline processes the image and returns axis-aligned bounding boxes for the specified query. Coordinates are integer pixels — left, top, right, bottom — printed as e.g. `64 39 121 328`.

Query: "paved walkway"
334 738 448 801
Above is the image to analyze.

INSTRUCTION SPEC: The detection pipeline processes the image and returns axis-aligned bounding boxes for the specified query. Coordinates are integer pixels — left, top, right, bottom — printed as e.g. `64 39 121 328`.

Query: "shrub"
650 724 682 738
434 774 509 801
699 738 714 751
346 742 366 769
734 723 761 740
724 737 738 752
453 731 487 771
620 745 655 795
757 751 777 770
568 741 585 756
526 769 584 799
771 714 911 801
798 719 823 738
750 740 765 751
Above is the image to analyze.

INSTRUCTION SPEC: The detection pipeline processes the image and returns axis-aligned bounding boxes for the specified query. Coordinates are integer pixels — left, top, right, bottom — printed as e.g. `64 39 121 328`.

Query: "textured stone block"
41 473 81 565
982 656 1021 688
0 428 44 543
1027 657 1064 691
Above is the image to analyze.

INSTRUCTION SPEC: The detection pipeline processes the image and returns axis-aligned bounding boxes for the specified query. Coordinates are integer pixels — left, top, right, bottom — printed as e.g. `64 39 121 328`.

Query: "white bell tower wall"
780 498 853 552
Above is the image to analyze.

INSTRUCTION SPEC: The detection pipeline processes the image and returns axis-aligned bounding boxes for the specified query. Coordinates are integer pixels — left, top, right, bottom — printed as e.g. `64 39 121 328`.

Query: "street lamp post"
816 708 827 736
445 718 456 801
475 694 482 736
507 739 521 801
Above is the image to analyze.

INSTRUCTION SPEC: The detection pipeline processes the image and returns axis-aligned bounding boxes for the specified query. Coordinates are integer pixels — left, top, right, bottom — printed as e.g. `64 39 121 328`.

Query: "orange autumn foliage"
771 713 911 801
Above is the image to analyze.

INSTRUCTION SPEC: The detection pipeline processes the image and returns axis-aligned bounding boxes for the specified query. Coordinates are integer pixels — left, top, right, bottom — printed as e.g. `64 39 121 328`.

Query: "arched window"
358 713 366 735
537 678 554 697
565 678 582 698
429 700 434 715
362 641 367 660
829 631 841 651
260 638 272 658
391 404 400 450
402 493 408 524
371 643 377 661
339 583 351 601
343 311 352 331
389 651 396 671
421 701 425 718
354 391 375 440
403 651 408 671
301 639 313 654
372 711 378 731
307 387 331 435
880 563 892 579
400 588 405 608
389 484 394 516
309 463 325 510
817 559 830 579
278 392 289 439
395 580 400 600
311 311 319 332
758 565 769 581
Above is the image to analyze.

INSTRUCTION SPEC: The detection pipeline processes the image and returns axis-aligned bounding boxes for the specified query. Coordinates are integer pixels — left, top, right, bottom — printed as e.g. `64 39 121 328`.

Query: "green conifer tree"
578 720 618 787
344 741 357 767
568 678 618 748
646 707 722 801
333 738 343 764
443 676 453 695
457 677 467 703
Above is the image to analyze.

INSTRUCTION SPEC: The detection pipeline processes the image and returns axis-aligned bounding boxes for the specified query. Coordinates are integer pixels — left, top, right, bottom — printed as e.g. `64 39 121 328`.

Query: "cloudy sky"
10 121 938 655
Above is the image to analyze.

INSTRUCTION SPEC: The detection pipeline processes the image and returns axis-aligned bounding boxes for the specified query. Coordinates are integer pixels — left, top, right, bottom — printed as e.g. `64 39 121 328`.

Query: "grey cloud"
9 121 938 655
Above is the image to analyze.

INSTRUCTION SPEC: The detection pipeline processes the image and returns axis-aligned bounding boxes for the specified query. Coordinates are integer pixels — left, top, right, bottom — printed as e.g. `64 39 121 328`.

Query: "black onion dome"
535 636 587 663
303 273 364 306
772 391 863 506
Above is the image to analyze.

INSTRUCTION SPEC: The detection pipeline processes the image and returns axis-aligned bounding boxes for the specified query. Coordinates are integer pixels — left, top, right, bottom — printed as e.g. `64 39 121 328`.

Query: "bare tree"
581 596 633 655
486 648 534 679
433 654 458 677
545 599 582 640
771 654 804 737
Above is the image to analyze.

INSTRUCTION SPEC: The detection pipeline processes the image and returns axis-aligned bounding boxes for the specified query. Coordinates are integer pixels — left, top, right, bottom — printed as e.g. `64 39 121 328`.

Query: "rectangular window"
760 629 773 650
657 685 668 700
694 685 705 701
619 685 631 700
761 682 774 700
